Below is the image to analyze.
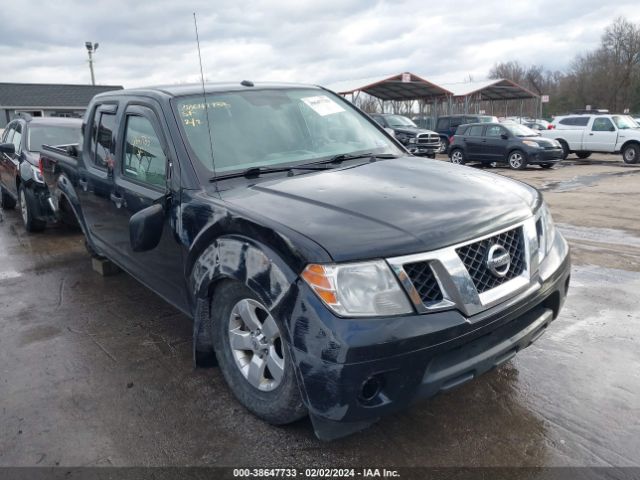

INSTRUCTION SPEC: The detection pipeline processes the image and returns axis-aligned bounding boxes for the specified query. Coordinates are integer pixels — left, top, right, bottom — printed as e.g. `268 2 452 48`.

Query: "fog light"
359 376 383 403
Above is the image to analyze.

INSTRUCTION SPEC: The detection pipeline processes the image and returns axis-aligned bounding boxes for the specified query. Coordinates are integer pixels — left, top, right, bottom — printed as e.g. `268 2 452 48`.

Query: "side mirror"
500 133 509 140
129 203 165 252
0 143 16 155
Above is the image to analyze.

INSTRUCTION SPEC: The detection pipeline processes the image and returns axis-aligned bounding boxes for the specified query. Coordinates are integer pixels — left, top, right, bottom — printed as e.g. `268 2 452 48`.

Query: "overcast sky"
2 0 640 89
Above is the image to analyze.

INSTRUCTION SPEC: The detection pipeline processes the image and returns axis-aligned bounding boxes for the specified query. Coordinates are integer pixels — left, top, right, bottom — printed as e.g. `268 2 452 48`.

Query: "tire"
622 144 639 164
438 137 449 154
0 186 16 210
450 149 466 165
18 185 46 232
541 163 555 169
558 140 570 160
576 152 591 159
508 150 527 170
212 281 306 425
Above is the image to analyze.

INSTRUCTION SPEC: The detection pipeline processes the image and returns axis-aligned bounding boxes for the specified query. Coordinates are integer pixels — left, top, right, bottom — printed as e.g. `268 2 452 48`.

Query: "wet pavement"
0 154 639 467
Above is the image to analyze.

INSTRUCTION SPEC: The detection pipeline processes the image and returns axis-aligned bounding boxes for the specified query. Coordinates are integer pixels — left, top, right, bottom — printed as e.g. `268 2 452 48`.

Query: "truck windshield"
28 125 81 152
612 115 639 130
175 89 402 174
384 115 417 127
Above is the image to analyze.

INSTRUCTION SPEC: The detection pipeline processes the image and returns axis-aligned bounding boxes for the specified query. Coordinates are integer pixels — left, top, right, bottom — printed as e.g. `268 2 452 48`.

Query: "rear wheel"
212 281 306 425
18 185 46 232
450 149 466 165
0 186 16 210
508 150 527 170
622 144 639 164
576 152 591 159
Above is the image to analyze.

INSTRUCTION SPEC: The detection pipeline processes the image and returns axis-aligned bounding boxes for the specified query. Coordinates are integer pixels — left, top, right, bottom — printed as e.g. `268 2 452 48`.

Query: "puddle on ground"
541 169 640 192
558 223 640 248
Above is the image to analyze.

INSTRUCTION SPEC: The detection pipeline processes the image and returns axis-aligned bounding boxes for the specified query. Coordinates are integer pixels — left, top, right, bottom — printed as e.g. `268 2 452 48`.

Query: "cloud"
1 0 640 88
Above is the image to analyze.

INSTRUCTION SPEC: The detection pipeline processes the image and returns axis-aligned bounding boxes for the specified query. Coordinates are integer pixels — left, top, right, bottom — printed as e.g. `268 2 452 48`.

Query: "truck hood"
220 157 540 262
392 126 436 137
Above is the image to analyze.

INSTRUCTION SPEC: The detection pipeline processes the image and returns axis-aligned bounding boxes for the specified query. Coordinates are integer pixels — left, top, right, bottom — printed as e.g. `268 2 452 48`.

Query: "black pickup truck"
40 82 570 440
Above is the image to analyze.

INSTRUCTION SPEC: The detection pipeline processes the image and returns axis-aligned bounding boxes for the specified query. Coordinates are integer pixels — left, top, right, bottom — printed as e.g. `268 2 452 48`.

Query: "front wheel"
622 144 639 164
559 141 570 160
438 138 449 154
19 185 46 232
212 281 306 425
450 149 466 165
508 150 527 170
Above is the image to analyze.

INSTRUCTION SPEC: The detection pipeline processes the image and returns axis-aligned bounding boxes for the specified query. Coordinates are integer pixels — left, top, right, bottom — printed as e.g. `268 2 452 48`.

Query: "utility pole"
85 41 99 85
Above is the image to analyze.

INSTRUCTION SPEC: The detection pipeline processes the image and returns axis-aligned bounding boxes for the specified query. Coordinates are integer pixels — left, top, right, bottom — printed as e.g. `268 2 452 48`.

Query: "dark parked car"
434 114 499 152
0 115 81 231
370 113 440 157
40 83 570 440
449 122 564 170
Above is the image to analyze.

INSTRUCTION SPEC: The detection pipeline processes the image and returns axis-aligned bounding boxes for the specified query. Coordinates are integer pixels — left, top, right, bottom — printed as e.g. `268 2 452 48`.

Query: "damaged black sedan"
41 82 571 440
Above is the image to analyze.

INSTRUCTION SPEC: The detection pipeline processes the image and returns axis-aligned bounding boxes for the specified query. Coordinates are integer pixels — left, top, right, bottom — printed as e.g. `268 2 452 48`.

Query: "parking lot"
0 153 639 468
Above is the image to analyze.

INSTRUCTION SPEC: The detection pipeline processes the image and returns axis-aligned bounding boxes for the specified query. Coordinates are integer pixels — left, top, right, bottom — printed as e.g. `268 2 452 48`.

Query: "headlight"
30 164 45 184
537 203 557 260
409 137 417 144
523 140 540 147
301 261 413 317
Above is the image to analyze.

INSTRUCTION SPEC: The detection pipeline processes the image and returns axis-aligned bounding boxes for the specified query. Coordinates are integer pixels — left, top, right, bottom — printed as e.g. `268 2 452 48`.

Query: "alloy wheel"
625 148 636 163
451 150 464 164
228 298 285 392
509 152 523 169
19 189 28 225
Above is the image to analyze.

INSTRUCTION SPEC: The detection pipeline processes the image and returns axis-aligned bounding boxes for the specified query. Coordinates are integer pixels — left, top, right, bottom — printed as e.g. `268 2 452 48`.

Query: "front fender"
189 235 302 365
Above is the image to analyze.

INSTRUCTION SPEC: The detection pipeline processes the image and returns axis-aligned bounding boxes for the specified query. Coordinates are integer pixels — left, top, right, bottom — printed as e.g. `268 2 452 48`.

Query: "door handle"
78 178 88 191
589 133 594 136
481 139 487 142
110 192 124 209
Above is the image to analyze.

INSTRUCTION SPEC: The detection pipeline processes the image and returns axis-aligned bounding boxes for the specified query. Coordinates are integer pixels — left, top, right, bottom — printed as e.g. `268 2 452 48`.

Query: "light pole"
85 41 99 85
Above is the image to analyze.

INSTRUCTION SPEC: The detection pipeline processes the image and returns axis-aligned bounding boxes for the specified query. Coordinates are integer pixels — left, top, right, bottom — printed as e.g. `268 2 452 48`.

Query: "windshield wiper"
314 152 399 165
210 165 329 182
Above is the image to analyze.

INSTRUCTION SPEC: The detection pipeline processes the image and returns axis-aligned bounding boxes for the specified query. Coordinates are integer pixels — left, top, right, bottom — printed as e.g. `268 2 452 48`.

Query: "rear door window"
450 117 464 128
88 107 117 169
436 118 449 130
468 125 484 136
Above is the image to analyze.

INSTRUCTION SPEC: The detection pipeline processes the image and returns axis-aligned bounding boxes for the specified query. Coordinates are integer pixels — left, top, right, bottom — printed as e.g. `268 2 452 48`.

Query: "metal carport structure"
326 73 540 120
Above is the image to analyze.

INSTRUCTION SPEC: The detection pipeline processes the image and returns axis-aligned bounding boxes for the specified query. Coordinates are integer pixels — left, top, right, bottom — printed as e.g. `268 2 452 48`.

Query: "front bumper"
527 148 564 164
287 234 570 440
408 144 440 156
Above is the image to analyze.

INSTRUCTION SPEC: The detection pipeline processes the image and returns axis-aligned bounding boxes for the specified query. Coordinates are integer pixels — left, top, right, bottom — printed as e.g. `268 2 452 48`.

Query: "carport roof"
0 82 123 108
440 79 538 100
325 72 453 101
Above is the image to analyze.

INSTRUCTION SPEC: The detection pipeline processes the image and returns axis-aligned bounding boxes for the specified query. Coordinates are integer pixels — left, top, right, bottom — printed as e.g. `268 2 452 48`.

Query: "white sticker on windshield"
301 96 345 116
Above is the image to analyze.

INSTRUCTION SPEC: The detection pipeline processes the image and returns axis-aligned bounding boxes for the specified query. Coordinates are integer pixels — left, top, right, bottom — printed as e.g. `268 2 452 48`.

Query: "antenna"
193 12 218 186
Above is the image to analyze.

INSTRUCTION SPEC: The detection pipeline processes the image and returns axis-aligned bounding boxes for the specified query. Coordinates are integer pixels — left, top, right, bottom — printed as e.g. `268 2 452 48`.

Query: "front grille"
456 227 526 294
403 261 443 304
417 133 440 145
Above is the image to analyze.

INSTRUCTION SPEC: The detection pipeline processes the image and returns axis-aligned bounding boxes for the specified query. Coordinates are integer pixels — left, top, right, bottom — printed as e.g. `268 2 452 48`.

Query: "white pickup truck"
540 114 640 164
